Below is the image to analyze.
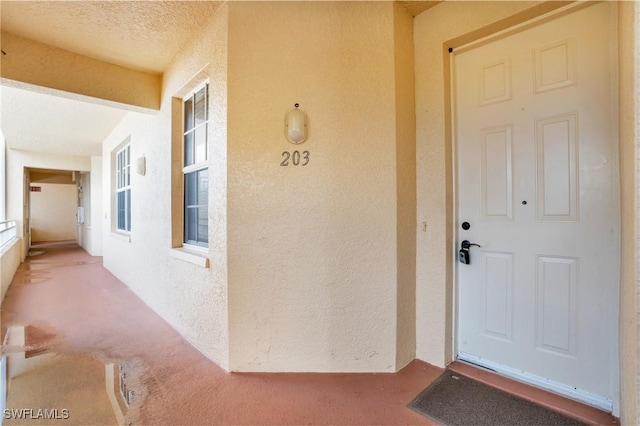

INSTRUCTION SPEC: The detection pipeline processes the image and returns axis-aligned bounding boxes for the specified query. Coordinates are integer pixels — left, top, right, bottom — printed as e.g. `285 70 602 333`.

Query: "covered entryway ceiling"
0 1 439 157
1 85 127 157
0 1 224 154
0 1 225 74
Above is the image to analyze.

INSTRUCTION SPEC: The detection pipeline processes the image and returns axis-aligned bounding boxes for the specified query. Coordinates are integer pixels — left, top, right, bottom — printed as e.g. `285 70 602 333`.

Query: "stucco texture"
0 32 161 111
227 1 413 372
99 0 419 374
101 4 230 370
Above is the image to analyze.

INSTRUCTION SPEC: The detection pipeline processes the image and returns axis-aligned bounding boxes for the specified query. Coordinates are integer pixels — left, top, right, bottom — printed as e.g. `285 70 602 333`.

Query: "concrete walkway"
0 242 441 425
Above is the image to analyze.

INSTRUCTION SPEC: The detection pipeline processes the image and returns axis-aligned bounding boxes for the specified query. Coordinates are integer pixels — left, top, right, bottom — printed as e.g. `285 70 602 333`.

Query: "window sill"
110 232 131 243
169 247 209 268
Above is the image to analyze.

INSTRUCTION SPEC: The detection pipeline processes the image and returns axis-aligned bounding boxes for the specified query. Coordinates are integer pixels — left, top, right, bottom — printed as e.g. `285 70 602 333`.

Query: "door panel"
536 114 578 221
482 251 513 341
456 2 618 410
482 126 513 220
536 255 577 357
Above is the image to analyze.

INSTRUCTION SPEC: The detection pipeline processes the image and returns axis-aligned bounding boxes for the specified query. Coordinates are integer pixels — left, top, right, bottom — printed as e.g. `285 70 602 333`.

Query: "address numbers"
281 150 310 167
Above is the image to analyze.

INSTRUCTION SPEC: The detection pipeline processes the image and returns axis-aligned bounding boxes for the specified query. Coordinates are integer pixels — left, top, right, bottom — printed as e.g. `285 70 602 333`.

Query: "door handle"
459 240 481 265
461 240 481 249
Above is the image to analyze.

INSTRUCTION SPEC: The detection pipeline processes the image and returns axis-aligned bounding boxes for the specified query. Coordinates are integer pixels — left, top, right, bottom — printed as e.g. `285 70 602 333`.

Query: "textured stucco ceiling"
0 1 222 156
0 1 438 74
1 85 128 157
0 1 224 74
399 1 441 17
0 1 438 158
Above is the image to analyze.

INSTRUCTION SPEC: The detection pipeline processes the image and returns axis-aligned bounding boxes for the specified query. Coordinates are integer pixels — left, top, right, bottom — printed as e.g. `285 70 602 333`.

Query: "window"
183 84 208 247
115 144 131 232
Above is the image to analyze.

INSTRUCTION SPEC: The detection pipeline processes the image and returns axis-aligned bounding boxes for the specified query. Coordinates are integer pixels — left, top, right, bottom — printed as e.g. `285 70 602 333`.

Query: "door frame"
23 167 31 249
447 1 621 415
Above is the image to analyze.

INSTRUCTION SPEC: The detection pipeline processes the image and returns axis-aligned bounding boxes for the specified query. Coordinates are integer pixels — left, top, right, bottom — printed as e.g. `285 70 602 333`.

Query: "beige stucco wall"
1 31 161 112
98 0 418 374
101 4 230 369
6 149 90 259
618 2 640 424
30 182 77 242
393 2 417 370
227 1 411 372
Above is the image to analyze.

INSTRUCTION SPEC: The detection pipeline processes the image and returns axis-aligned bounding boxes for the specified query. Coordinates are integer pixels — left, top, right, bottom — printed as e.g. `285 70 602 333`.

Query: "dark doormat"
408 371 587 426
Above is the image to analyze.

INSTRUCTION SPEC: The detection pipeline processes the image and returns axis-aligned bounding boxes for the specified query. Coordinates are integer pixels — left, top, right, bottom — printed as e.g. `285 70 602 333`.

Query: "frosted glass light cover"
286 108 307 144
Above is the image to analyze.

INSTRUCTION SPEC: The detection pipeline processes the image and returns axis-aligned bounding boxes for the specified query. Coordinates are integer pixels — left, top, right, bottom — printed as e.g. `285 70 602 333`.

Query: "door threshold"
457 352 612 412
449 360 619 426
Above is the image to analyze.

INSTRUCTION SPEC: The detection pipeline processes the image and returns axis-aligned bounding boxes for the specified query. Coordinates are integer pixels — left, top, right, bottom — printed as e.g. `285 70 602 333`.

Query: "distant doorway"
27 169 79 245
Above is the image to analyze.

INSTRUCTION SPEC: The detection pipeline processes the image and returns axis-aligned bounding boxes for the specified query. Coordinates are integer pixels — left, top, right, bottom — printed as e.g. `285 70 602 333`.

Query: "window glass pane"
117 191 125 230
117 153 122 188
198 169 208 205
184 98 194 132
114 144 131 232
198 206 208 244
184 132 194 167
185 172 197 206
125 147 130 186
194 88 206 126
185 207 197 242
194 125 207 164
126 189 131 232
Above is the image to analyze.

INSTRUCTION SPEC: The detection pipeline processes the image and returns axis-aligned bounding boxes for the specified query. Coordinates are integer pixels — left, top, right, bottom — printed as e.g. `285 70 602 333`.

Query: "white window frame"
115 144 131 233
182 82 209 247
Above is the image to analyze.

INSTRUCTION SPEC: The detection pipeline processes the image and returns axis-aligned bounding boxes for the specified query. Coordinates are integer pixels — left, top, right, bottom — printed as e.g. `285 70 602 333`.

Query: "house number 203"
280 150 310 167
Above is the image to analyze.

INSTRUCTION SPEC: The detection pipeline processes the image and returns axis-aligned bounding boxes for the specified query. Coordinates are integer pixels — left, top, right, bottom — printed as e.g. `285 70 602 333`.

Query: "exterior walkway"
0 242 441 425
0 242 619 425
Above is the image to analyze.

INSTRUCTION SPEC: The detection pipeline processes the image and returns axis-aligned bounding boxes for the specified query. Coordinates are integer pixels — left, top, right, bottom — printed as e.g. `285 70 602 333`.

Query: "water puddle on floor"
26 259 103 271
1 325 145 425
10 259 103 287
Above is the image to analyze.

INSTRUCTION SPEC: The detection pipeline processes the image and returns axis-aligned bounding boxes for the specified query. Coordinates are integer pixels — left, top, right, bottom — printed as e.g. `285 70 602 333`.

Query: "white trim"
169 247 209 268
457 352 613 412
452 2 590 55
110 232 131 243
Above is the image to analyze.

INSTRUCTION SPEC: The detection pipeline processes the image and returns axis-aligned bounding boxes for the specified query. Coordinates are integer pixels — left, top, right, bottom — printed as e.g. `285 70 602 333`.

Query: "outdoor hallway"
0 242 620 425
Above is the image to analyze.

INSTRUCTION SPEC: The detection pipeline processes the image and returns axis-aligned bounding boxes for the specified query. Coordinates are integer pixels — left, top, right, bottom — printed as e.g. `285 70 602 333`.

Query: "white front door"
456 2 619 412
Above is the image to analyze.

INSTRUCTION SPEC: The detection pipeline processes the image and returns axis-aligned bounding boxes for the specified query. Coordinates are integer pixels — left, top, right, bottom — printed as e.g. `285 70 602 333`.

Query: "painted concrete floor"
0 242 619 425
